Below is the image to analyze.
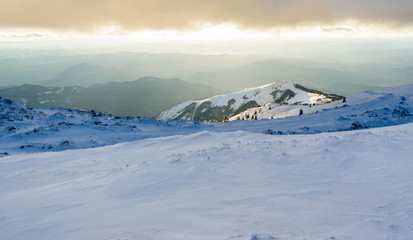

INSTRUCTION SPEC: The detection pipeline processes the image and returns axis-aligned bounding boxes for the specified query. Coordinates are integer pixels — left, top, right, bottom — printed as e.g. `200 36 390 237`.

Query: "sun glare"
107 23 271 42
1 22 412 43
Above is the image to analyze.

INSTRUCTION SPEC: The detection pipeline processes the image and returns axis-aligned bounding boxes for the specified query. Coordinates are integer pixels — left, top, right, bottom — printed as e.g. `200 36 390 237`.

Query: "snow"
0 102 207 156
1 124 413 239
39 99 51 104
230 84 413 122
158 81 333 120
1 84 413 156
1 84 413 239
20 98 28 105
56 87 65 94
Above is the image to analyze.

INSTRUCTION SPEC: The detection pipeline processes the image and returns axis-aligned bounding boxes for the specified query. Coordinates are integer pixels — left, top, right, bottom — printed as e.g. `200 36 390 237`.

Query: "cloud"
0 0 413 32
0 32 54 39
319 25 356 32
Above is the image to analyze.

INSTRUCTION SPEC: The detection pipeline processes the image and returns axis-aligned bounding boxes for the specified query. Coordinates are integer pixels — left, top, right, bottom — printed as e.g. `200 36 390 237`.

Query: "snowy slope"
230 85 413 127
1 84 413 239
1 124 413 239
2 84 413 156
0 96 207 156
158 82 341 121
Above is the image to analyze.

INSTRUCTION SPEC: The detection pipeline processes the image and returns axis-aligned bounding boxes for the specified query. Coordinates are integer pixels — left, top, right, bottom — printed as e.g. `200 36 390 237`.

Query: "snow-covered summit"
231 83 413 122
158 81 342 121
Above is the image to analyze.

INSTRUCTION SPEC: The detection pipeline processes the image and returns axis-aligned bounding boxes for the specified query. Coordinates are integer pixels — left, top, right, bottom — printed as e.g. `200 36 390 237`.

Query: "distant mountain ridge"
41 63 129 87
158 81 342 121
0 77 221 117
179 59 388 96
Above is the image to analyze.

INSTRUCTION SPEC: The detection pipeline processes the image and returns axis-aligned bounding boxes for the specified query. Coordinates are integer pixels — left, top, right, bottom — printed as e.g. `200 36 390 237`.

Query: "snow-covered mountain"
2 84 413 156
2 84 413 239
230 85 411 123
158 81 342 121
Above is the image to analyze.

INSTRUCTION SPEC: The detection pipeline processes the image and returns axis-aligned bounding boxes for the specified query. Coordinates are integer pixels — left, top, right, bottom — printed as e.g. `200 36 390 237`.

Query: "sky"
1 0 413 48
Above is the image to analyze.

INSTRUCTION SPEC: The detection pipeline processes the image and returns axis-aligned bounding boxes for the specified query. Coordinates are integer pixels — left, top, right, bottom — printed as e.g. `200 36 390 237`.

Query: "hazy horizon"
1 0 413 102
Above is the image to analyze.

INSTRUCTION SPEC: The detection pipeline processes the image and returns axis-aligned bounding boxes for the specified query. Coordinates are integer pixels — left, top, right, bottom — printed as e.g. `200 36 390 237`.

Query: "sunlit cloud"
1 0 413 34
0 31 60 39
1 22 412 43
124 23 272 42
317 25 356 32
0 23 274 42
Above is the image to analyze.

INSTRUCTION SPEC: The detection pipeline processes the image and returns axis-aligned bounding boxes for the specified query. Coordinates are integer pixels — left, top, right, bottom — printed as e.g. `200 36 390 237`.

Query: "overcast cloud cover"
1 0 413 32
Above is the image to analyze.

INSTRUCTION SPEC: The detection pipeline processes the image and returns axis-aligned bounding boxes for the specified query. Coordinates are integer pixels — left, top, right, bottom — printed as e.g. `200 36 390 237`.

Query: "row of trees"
208 114 259 122
208 116 230 123
208 107 304 122
208 97 347 122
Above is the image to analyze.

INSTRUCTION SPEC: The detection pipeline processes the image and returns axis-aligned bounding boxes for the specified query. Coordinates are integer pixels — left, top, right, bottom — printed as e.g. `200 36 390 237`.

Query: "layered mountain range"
0 77 220 117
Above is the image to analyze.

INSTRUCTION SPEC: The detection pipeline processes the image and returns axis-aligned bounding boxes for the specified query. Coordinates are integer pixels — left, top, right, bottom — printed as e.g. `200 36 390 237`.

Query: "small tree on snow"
299 109 303 115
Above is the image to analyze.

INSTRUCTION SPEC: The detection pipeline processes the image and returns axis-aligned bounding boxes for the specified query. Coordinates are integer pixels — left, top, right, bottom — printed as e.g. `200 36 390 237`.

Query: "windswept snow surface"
1 124 413 239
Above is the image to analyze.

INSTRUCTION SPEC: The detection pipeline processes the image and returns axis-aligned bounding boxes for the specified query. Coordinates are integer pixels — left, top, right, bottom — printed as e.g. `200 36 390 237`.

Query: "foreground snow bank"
1 123 413 239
